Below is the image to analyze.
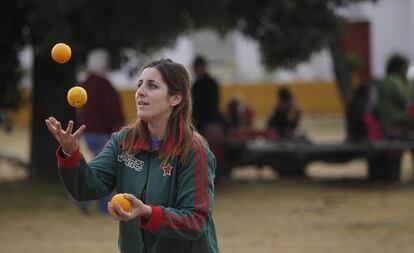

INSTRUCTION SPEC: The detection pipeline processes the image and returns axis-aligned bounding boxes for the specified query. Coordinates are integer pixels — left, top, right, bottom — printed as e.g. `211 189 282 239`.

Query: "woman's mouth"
138 101 149 106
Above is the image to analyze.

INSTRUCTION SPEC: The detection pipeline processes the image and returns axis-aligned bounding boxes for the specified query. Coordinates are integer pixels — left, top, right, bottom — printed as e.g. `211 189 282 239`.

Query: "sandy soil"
1 180 414 253
2 116 414 253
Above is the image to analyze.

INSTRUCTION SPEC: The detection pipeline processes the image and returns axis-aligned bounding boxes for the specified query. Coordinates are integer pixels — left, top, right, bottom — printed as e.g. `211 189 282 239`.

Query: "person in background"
191 55 228 181
346 81 382 142
77 49 125 215
370 54 413 181
45 59 219 253
225 94 255 129
191 55 223 133
241 103 255 128
378 54 413 139
225 97 242 128
267 87 302 139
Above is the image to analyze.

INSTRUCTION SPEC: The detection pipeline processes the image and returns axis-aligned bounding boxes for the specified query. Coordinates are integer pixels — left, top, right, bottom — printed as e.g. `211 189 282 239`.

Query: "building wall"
219 82 344 122
11 82 344 127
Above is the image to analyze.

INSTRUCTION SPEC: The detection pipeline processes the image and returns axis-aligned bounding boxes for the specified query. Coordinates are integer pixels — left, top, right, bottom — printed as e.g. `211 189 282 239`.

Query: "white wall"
233 32 263 83
340 0 413 79
233 33 334 83
364 0 412 78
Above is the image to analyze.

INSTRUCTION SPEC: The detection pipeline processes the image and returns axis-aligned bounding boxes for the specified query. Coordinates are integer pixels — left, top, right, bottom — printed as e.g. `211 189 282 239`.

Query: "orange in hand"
67 86 87 108
111 193 132 212
51 43 72 64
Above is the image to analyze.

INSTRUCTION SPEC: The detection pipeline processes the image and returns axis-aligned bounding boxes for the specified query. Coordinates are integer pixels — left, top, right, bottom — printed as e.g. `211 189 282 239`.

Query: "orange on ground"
51 43 71 64
67 86 87 108
111 193 132 212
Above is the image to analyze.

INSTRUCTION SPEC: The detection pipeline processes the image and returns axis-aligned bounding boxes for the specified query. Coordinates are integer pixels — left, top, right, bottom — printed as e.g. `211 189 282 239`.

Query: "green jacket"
378 74 412 128
57 129 220 253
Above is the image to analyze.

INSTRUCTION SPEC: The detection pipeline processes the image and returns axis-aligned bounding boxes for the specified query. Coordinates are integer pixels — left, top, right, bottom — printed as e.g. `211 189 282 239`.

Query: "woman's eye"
149 83 157 89
137 82 142 88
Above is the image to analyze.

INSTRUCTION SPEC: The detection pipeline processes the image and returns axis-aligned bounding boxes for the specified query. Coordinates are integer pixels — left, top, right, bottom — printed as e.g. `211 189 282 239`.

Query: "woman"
45 59 220 253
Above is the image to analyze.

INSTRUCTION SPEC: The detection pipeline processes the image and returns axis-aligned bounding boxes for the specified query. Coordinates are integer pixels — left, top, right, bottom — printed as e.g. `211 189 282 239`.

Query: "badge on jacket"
162 164 173 176
117 152 144 172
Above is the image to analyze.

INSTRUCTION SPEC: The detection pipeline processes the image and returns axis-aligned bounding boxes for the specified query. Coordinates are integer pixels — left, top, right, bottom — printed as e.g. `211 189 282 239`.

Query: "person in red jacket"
77 49 125 214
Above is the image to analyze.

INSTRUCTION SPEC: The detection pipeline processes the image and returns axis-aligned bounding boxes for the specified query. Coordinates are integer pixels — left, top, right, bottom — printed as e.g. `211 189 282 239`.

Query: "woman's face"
135 67 179 123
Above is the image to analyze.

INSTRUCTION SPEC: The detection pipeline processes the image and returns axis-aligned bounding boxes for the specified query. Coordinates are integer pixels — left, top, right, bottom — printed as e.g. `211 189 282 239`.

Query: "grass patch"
0 181 74 210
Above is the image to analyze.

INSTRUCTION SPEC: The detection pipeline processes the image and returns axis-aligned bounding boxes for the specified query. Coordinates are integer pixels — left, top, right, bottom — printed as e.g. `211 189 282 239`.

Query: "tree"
219 0 376 101
0 1 27 130
2 0 376 182
3 0 221 182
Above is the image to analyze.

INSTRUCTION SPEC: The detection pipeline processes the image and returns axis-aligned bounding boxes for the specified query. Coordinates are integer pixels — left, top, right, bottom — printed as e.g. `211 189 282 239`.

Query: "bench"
220 129 414 181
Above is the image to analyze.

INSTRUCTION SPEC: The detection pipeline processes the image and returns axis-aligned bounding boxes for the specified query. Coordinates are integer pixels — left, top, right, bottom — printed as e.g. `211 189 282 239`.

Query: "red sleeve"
56 146 82 168
140 205 164 233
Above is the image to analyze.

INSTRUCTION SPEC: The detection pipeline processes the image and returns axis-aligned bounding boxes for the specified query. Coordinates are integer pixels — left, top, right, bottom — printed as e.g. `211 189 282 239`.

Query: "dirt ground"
2 116 414 253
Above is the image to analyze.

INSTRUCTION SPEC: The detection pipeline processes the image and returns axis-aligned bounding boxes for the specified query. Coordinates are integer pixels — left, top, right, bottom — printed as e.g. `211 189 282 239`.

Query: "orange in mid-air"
51 43 71 64
67 86 87 108
111 193 132 212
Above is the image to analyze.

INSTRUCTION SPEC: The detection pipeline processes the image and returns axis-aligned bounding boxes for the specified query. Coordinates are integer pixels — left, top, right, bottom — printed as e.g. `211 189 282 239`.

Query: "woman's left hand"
107 193 152 221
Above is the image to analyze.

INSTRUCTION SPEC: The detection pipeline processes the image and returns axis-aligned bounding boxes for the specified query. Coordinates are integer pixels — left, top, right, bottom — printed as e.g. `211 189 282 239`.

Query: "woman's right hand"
45 117 86 155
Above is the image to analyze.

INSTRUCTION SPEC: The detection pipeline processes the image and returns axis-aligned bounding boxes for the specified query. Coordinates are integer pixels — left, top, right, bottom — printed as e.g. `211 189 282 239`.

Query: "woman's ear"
169 94 183 107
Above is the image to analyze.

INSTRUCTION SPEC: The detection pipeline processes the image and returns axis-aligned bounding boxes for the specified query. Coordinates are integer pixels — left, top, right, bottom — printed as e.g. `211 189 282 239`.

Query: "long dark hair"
122 59 194 166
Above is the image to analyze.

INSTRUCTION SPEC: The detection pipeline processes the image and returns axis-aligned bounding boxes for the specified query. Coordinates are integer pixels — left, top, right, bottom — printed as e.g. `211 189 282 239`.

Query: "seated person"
346 81 382 142
378 54 413 140
241 103 255 128
226 97 242 128
267 87 301 139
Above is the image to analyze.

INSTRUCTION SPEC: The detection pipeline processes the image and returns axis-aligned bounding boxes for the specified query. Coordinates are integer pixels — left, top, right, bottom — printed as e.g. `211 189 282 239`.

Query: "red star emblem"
162 164 173 176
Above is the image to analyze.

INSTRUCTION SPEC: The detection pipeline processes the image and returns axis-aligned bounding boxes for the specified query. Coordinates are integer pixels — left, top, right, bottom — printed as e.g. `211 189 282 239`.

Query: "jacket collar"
124 119 183 156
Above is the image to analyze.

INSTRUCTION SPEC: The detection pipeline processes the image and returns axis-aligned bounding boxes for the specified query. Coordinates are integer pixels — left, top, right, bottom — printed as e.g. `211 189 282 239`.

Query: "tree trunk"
329 25 352 104
30 54 76 182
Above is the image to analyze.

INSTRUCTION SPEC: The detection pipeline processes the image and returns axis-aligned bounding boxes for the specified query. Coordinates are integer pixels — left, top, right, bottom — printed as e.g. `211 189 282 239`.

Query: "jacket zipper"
141 152 151 253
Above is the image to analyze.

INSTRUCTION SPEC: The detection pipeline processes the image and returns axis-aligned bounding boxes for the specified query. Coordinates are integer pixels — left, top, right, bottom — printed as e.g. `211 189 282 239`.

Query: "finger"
123 193 136 201
56 122 70 139
114 203 134 221
114 203 129 217
56 121 63 133
107 203 122 220
48 117 58 125
123 193 141 206
66 121 74 135
123 193 135 199
45 119 57 133
73 125 86 139
45 120 62 141
53 122 67 140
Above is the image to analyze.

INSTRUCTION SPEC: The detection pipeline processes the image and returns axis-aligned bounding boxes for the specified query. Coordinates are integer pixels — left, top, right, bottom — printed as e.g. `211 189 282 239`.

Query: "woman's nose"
137 85 146 96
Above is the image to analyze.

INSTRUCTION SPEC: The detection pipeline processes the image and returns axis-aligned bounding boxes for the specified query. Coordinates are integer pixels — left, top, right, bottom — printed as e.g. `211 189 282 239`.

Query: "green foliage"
1 0 222 111
1 0 375 111
28 0 223 68
219 0 375 70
